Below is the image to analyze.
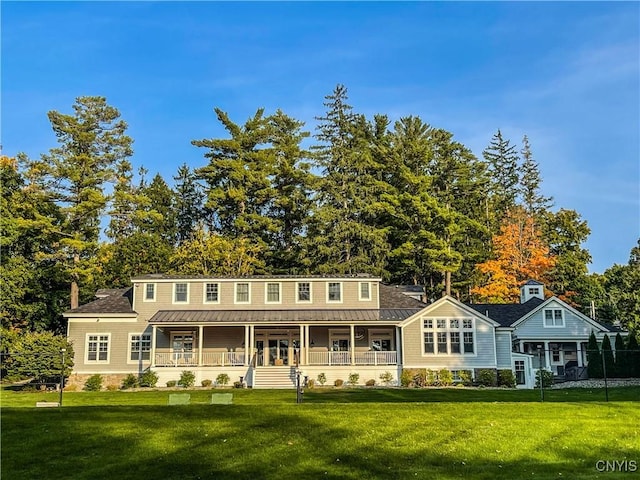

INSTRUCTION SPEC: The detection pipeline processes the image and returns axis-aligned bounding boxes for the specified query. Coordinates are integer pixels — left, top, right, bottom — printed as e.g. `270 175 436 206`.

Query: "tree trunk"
70 280 79 310
444 271 451 296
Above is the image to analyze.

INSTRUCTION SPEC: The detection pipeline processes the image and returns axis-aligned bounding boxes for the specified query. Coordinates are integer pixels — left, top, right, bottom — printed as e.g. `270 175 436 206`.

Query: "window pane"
328 283 341 301
360 282 370 300
450 319 459 329
437 332 447 354
175 283 188 302
423 319 433 329
424 332 434 354
236 283 249 302
450 332 461 353
145 284 155 300
463 319 473 329
298 283 310 301
206 283 219 302
267 283 280 302
463 332 474 353
437 319 446 329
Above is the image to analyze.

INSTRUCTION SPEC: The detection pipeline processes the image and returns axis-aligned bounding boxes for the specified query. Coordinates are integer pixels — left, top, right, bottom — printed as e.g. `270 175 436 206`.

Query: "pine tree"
193 108 274 244
518 135 553 216
482 129 520 232
586 331 603 379
308 85 389 275
32 96 133 309
266 109 315 272
173 163 204 245
601 335 615 379
139 173 177 243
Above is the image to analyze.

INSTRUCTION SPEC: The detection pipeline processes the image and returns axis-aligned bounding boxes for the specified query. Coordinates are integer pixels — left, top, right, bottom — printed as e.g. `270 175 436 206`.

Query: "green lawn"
2 387 639 479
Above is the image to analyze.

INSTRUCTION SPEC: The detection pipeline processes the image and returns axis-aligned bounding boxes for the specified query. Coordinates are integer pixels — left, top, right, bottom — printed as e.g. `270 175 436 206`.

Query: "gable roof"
466 297 545 327
399 295 501 328
521 279 544 286
64 288 135 315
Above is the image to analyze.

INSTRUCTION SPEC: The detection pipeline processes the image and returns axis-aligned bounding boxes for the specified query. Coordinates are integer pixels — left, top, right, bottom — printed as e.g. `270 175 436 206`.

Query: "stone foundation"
65 373 131 390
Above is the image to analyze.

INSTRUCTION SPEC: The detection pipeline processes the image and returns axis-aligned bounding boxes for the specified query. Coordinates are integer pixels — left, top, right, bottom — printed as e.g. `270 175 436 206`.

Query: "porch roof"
148 308 423 324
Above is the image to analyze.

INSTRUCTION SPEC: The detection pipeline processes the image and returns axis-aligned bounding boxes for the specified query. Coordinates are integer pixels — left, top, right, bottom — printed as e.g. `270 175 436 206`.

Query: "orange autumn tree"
471 209 556 303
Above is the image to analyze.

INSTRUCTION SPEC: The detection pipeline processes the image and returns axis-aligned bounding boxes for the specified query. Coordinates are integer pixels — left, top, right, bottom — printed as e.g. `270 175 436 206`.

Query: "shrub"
306 378 315 388
166 380 177 387
64 384 78 392
201 379 212 387
400 369 413 387
106 384 119 391
425 369 437 386
317 373 327 385
498 370 516 388
233 381 244 389
334 379 344 387
459 370 473 386
121 374 139 389
365 379 376 387
414 369 427 387
348 372 360 385
535 369 554 388
84 374 103 391
178 371 196 388
216 373 230 387
438 369 453 386
379 371 394 386
477 369 497 387
140 370 159 387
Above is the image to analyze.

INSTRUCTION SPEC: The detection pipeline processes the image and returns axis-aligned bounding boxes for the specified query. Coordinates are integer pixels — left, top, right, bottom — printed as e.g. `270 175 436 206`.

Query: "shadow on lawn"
3 403 638 480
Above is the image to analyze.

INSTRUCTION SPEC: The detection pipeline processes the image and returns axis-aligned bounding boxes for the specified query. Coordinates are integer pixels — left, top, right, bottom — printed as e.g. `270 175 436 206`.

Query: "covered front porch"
149 324 400 369
516 339 588 379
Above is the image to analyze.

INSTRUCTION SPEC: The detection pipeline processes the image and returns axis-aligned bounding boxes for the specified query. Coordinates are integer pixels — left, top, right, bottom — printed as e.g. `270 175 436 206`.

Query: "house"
64 275 618 389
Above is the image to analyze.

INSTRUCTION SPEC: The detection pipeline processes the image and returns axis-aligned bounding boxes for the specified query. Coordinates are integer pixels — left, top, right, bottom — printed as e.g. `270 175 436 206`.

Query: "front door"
268 338 289 366
171 333 194 364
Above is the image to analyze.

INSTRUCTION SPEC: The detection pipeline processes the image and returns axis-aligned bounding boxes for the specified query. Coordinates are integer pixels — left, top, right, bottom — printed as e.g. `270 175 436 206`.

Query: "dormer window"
265 283 281 304
359 282 371 301
235 283 250 304
144 283 156 302
296 282 311 303
173 283 189 303
204 283 219 303
529 287 540 295
327 282 342 303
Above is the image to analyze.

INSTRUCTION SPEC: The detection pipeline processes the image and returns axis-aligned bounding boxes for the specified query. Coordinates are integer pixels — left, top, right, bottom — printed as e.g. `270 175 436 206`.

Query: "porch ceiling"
149 309 422 324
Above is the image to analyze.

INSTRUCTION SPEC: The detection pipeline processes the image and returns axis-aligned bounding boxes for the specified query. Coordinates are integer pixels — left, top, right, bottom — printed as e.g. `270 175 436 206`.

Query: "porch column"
249 325 255 366
305 325 310 365
519 341 524 353
543 341 551 370
299 324 304 366
577 341 583 367
151 325 157 367
198 325 203 366
244 325 250 366
395 326 402 366
350 324 355 365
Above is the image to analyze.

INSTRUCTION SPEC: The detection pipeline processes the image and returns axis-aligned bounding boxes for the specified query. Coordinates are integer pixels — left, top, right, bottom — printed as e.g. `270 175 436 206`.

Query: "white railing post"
151 325 157 368
198 326 204 366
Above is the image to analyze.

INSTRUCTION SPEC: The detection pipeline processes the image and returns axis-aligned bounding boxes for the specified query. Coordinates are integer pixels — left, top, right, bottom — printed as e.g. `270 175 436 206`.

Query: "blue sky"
2 1 639 273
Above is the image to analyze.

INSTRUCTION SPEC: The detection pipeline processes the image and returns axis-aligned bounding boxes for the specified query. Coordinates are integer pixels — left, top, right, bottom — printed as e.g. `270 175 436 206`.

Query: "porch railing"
154 351 245 367
308 351 397 366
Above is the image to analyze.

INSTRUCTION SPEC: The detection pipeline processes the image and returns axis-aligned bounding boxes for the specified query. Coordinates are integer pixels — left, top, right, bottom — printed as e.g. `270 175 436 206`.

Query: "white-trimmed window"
296 282 312 303
515 360 526 385
463 332 474 353
359 282 371 301
265 282 281 304
424 332 435 354
144 283 156 302
204 283 219 304
370 329 393 351
173 282 189 304
423 317 475 355
544 309 564 327
130 334 151 361
235 282 250 304
529 287 540 295
327 282 342 303
86 334 110 363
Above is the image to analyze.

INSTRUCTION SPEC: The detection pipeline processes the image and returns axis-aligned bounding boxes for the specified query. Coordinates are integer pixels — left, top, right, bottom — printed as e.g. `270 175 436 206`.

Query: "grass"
2 387 639 479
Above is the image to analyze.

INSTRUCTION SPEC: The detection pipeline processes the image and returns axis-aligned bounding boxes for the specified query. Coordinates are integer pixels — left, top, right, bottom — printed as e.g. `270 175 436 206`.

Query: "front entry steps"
254 366 297 389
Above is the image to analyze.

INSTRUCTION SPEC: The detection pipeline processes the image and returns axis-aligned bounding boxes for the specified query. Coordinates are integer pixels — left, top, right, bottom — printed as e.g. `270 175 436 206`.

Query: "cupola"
520 280 545 303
